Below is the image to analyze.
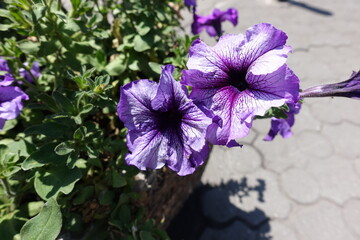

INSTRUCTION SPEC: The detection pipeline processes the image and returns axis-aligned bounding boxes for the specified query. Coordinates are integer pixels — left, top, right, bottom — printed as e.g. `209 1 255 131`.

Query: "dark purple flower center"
156 109 183 132
228 69 249 91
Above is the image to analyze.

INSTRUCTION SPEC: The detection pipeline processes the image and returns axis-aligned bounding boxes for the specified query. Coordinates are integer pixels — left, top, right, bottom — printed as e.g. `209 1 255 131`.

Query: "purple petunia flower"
117 65 211 176
191 8 238 37
0 59 29 130
19 61 41 83
264 101 301 141
300 70 360 99
182 23 300 146
0 57 14 86
184 0 196 7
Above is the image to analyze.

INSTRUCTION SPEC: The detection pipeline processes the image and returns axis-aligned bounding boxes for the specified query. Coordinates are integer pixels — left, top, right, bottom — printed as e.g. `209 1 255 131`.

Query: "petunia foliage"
0 0 189 239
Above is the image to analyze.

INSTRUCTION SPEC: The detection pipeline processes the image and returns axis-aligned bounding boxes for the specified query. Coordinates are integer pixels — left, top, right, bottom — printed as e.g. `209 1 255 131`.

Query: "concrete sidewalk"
170 0 360 239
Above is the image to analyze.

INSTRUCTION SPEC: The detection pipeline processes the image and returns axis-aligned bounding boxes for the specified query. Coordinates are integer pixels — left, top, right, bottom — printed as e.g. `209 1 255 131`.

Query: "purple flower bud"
191 8 238 37
184 0 196 7
300 71 360 99
19 61 41 83
264 101 301 141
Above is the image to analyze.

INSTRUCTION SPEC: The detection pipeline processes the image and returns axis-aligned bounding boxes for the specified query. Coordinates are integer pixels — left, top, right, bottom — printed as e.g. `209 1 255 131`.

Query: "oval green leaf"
20 198 62 240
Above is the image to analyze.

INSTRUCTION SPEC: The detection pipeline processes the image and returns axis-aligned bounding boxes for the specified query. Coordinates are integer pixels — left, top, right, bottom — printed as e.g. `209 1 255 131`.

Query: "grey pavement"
169 0 360 239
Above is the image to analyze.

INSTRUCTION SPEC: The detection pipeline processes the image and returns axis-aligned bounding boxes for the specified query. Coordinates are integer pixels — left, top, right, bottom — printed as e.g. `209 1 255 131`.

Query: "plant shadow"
167 177 272 240
280 0 333 16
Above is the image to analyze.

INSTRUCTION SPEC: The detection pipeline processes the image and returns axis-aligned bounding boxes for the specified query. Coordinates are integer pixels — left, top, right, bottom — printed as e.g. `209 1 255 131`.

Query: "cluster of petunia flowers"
118 23 360 176
0 57 40 130
118 23 299 175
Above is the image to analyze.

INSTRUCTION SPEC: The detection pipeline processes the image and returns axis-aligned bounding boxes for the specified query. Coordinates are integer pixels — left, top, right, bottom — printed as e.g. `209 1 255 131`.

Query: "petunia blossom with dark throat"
118 65 211 176
182 23 300 146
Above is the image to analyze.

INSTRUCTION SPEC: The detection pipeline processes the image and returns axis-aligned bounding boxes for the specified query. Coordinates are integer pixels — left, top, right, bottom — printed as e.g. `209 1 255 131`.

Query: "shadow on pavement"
167 178 271 240
280 0 333 16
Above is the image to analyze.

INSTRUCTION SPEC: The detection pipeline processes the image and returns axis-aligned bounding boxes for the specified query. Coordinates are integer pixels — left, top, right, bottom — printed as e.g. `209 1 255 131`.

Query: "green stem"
0 178 15 198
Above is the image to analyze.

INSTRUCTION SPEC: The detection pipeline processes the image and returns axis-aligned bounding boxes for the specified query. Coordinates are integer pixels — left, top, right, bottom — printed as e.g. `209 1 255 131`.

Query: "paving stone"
201 188 239 223
295 130 334 159
199 221 256 240
322 122 360 159
291 103 322 133
290 201 356 240
181 1 360 239
201 144 262 184
355 159 360 177
255 137 309 173
280 168 320 204
311 98 360 125
258 221 298 240
228 170 291 222
342 199 360 237
307 156 360 205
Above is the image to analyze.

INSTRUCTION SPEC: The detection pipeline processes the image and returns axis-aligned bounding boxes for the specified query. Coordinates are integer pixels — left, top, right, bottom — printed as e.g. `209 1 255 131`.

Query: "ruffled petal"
181 69 229 89
0 74 14 86
217 8 238 26
125 130 167 170
165 128 209 176
248 46 292 75
118 79 158 134
187 39 226 73
180 102 212 152
240 23 288 68
204 86 252 145
247 65 299 116
151 65 187 111
0 86 29 120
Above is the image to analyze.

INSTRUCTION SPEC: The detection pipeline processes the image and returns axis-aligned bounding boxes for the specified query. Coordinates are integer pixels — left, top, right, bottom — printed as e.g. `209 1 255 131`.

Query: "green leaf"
87 13 103 27
70 0 81 10
25 122 69 138
27 201 45 217
0 211 25 240
148 62 161 74
134 34 154 52
7 138 35 158
72 42 94 54
78 104 93 116
135 21 151 36
73 186 94 205
0 23 16 31
22 143 67 170
0 119 17 134
98 190 114 205
38 40 60 57
140 231 156 240
54 141 74 156
66 151 79 169
112 169 127 188
17 40 40 55
105 55 126 76
34 167 82 200
20 198 62 240
37 94 59 112
52 91 75 114
73 126 87 141
0 9 14 21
